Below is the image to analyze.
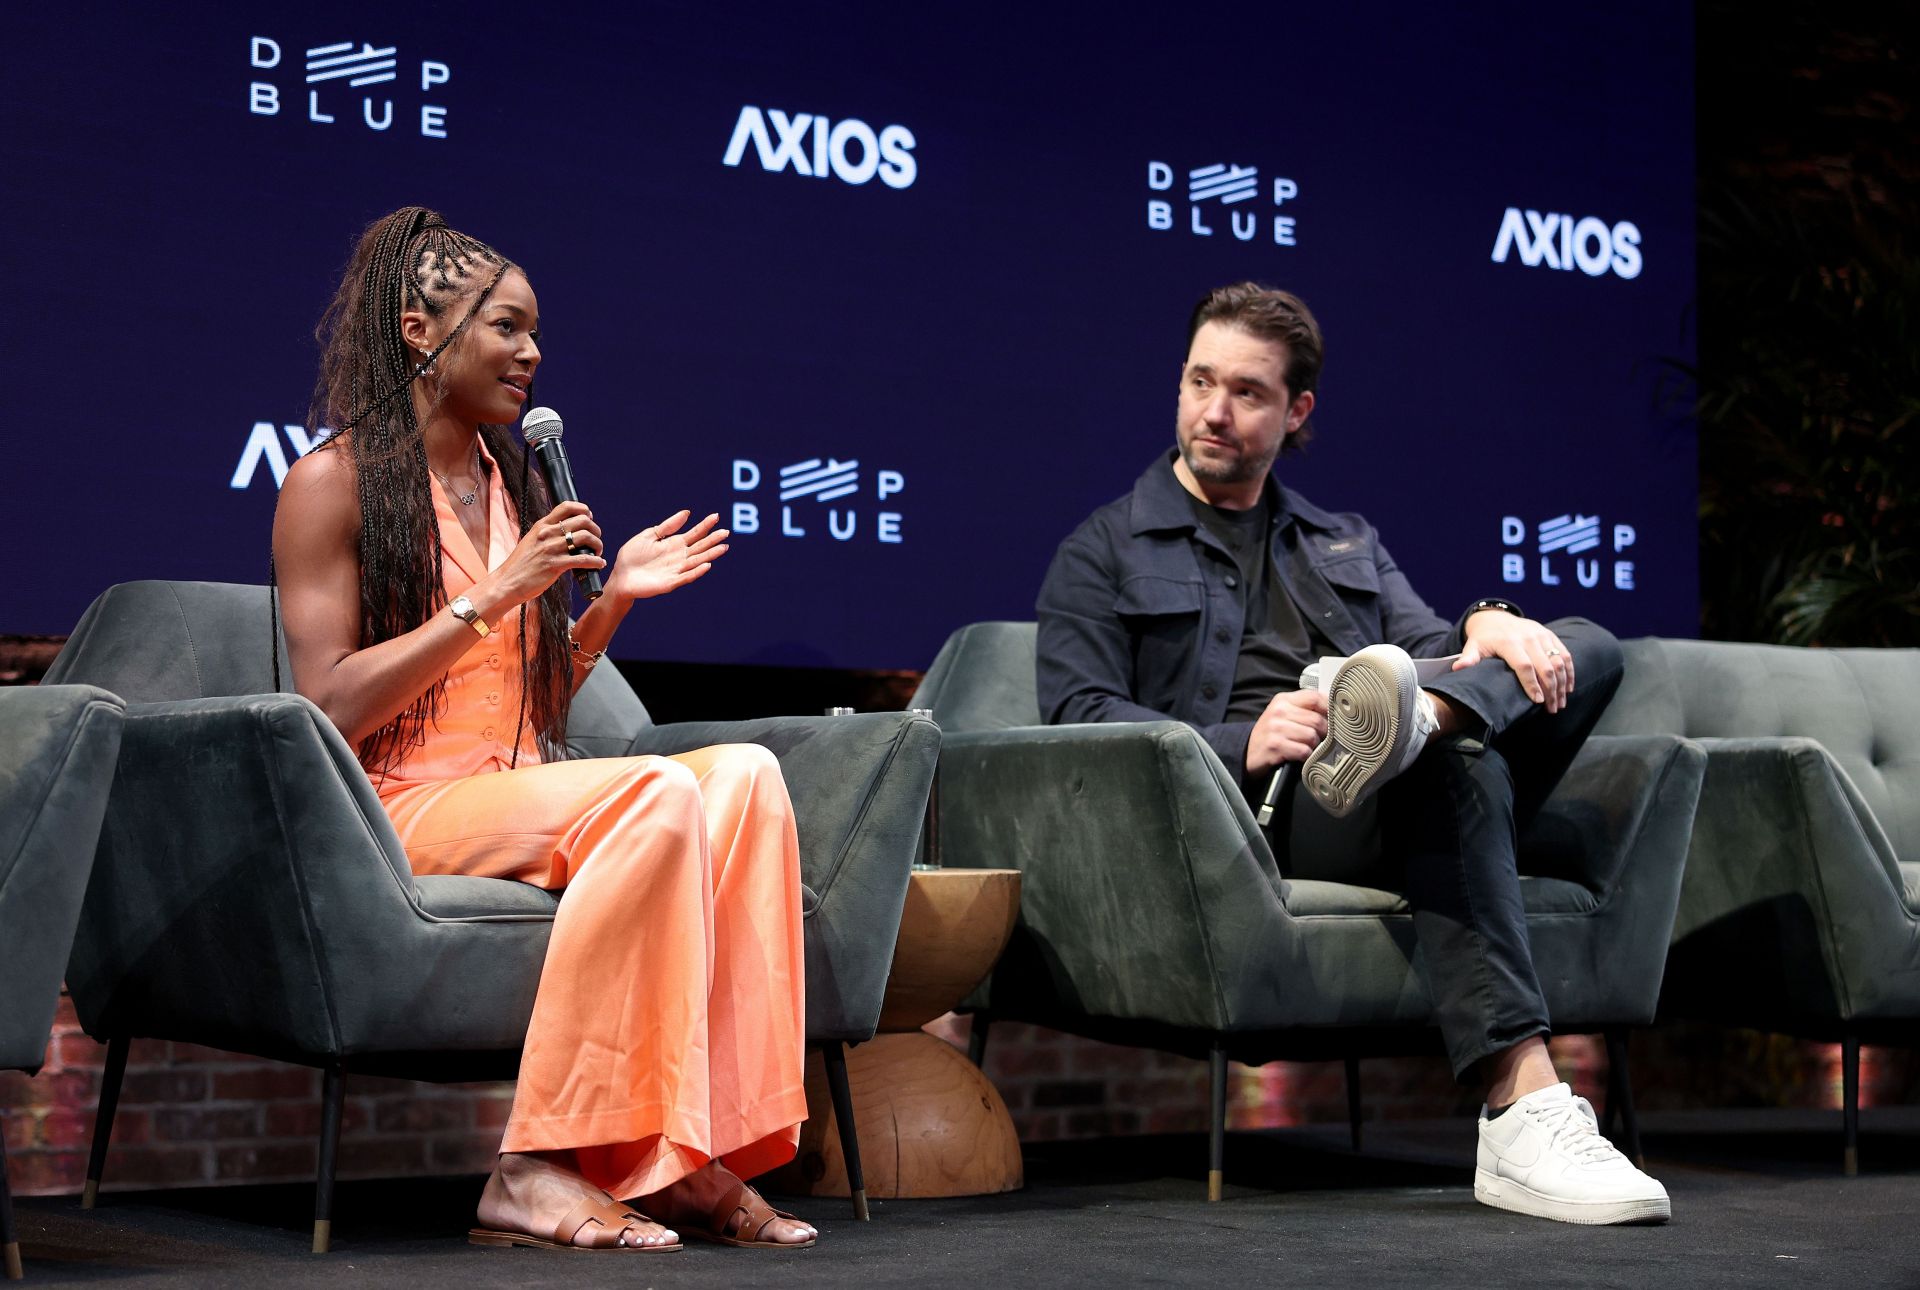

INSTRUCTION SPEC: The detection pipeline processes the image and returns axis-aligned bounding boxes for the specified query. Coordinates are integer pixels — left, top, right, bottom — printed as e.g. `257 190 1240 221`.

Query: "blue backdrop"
9 4 1696 668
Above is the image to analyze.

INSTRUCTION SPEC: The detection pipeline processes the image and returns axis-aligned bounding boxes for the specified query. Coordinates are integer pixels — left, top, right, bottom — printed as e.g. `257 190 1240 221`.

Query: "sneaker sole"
1473 1168 1671 1226
1301 649 1417 819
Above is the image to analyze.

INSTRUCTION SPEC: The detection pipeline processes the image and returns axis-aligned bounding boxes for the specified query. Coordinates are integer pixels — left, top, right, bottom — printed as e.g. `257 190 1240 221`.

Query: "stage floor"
13 1107 1919 1287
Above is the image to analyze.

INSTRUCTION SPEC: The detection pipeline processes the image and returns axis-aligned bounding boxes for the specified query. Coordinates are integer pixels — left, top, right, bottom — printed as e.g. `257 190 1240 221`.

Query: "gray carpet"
11 1109 1919 1288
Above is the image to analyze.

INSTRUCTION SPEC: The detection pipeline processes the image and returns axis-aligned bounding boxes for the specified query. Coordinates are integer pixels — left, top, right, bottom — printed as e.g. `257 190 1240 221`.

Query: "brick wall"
935 1015 1606 1140
2 996 510 1198
8 993 1914 1199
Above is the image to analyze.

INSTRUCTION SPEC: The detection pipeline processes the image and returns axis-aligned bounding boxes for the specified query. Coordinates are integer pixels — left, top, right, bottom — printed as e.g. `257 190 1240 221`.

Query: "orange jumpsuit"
366 452 807 1200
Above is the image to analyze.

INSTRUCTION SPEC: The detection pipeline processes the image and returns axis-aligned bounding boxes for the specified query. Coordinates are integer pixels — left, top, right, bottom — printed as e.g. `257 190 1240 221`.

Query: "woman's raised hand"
604 510 731 602
479 501 607 612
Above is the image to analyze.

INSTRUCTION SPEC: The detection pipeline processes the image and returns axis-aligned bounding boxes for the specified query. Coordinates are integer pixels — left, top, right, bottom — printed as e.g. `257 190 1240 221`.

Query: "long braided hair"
280 206 573 772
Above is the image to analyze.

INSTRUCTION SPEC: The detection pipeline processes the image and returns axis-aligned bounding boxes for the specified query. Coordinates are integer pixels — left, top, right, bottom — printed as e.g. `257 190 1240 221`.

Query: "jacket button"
1214 628 1230 643
482 727 496 741
488 691 502 705
1224 574 1239 589
1201 683 1218 700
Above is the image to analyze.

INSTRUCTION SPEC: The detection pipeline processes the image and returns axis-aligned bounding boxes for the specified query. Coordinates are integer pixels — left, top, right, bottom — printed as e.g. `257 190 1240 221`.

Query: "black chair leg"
81 1035 128 1209
967 1013 993 1068
1842 1033 1860 1177
1603 1030 1644 1168
1207 1044 1227 1202
821 1041 868 1220
2 1111 21 1281
1344 1056 1363 1152
1601 1059 1620 1139
312 1064 346 1253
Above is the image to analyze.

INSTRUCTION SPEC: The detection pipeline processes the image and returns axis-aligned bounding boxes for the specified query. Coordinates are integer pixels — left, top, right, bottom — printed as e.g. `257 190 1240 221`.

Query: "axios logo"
231 422 327 490
1498 513 1639 591
1491 209 1642 279
1146 161 1301 246
249 37 452 138
730 458 907 544
722 107 917 189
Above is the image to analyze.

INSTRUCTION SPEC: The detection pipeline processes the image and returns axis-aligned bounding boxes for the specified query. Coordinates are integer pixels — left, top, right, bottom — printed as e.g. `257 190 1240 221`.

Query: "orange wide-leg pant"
376 744 807 1200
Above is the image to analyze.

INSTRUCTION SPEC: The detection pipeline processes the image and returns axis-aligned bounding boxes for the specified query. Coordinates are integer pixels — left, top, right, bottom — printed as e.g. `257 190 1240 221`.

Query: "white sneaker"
1298 644 1442 818
1475 1082 1671 1225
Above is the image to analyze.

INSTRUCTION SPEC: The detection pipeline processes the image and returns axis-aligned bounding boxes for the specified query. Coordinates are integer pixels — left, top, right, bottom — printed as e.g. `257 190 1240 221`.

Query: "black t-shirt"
1186 489 1329 721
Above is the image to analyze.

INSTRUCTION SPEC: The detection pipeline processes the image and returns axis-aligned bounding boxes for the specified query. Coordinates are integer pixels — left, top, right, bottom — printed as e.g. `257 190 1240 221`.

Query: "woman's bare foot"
475 1151 680 1249
642 1161 817 1246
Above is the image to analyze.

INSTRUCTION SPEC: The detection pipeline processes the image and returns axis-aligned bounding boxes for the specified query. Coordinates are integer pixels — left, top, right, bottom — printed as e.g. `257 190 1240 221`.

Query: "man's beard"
1179 430 1277 486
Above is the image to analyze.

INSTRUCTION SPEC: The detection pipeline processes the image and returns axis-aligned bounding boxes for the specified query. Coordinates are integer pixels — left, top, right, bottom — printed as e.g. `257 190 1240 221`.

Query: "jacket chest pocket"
1116 577 1207 709
1317 556 1379 595
1314 556 1382 638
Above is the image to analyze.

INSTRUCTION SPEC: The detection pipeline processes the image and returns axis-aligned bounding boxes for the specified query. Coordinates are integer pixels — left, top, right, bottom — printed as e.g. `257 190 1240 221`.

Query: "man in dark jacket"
1035 281 1668 1226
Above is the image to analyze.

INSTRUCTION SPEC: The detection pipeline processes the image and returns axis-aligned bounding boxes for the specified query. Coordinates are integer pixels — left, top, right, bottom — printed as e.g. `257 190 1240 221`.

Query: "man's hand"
1245 689 1329 775
1455 611 1573 713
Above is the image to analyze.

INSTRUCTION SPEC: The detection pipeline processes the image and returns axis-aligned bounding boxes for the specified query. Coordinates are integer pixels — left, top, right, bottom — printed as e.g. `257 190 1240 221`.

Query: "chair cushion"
414 875 559 919
411 875 823 919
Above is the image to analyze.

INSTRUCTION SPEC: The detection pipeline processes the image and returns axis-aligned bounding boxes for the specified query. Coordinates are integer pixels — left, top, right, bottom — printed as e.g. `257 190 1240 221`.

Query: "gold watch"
448 594 491 638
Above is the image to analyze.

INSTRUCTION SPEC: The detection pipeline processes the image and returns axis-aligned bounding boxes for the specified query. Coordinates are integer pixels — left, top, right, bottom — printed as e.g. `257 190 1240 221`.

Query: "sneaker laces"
1413 690 1440 737
1525 1095 1625 1166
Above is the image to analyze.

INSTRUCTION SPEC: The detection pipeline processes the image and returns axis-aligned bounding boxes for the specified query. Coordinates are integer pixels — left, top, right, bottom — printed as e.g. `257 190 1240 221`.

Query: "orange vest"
364 437 543 794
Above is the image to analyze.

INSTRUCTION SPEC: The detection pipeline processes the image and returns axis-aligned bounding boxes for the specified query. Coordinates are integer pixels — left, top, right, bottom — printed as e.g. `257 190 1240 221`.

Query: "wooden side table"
776 867 1023 1203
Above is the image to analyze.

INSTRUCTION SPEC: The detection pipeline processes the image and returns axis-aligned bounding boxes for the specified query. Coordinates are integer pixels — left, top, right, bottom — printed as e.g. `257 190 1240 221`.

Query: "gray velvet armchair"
1592 638 1920 1173
42 580 936 1248
1 684 124 1280
911 622 1706 1196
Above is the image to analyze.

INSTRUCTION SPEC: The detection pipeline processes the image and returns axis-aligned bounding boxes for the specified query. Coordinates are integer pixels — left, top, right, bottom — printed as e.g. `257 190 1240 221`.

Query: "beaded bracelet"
568 631 605 672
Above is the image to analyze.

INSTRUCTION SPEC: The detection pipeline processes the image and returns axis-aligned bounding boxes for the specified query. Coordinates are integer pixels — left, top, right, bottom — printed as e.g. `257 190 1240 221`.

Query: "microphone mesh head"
522 406 564 443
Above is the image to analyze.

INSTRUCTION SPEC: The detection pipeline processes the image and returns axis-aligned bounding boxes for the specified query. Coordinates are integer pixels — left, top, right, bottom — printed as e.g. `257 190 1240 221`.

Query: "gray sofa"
43 581 937 1246
1 685 124 1280
912 622 1706 1195
1593 637 1920 1172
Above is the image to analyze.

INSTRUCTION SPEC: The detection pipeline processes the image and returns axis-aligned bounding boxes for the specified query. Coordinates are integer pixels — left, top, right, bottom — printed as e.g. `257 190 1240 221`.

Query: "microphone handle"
1255 762 1293 829
530 438 604 600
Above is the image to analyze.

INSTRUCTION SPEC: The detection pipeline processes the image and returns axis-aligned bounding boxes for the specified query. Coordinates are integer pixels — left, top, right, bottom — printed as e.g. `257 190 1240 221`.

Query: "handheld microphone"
520 406 604 601
1255 763 1293 829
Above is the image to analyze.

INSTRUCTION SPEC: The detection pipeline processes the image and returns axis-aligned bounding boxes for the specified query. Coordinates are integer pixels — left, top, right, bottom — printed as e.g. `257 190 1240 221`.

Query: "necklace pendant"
457 489 478 506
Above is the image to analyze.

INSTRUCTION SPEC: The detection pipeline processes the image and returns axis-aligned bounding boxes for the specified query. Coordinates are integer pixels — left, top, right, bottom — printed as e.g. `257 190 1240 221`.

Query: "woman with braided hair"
272 207 816 1253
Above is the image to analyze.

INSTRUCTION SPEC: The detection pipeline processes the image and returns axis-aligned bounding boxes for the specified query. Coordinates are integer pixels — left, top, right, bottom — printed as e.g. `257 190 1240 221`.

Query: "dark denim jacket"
1035 451 1474 779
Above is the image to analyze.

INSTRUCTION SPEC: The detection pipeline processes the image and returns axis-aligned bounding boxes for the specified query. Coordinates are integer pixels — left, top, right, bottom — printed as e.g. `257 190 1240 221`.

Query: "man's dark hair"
1186 282 1324 450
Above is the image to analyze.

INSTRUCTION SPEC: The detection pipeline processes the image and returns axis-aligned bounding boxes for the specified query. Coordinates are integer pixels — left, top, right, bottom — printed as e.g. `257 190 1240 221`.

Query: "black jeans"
1276 617 1625 1080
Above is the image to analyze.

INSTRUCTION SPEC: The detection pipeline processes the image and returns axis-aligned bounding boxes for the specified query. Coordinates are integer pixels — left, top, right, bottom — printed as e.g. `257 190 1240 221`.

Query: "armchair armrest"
1521 733 1705 901
1664 736 1918 1026
1517 733 1705 1026
71 695 550 1062
0 686 124 1074
626 712 938 902
936 721 1294 1031
626 712 939 1040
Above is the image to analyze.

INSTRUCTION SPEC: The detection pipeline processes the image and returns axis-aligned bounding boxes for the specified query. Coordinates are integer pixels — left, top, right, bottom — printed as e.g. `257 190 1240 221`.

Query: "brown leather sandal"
683 1181 817 1249
469 1194 684 1253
